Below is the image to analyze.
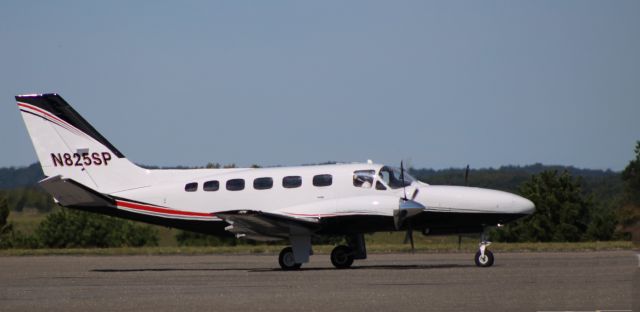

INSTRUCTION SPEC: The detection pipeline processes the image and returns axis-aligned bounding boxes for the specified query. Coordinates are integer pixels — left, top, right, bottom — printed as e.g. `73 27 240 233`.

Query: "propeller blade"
411 188 419 201
394 209 408 230
464 164 470 186
409 231 415 253
404 224 415 253
400 160 407 200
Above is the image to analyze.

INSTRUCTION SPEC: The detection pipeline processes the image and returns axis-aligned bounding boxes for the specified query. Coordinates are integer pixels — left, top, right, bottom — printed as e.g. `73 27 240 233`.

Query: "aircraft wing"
216 210 322 241
216 195 409 241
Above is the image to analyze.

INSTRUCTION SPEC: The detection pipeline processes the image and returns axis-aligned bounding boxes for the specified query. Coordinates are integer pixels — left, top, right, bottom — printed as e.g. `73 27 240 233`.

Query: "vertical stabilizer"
15 93 149 193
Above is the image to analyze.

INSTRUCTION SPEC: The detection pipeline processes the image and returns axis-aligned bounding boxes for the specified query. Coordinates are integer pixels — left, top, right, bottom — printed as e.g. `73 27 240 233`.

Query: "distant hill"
0 163 45 189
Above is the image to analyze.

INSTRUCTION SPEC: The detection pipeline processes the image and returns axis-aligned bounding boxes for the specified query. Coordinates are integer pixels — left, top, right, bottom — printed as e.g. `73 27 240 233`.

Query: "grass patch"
7 210 47 235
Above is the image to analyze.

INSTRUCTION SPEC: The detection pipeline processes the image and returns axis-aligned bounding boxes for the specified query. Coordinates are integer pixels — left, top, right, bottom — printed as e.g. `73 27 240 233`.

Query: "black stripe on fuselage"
15 94 125 158
316 211 529 236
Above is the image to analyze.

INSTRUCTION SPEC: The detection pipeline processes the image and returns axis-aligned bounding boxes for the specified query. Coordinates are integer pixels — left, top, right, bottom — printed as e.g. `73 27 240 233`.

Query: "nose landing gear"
474 229 494 267
474 241 494 267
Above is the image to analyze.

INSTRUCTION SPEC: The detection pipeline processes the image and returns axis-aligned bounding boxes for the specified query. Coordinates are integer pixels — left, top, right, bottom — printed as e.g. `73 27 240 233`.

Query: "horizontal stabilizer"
39 175 115 208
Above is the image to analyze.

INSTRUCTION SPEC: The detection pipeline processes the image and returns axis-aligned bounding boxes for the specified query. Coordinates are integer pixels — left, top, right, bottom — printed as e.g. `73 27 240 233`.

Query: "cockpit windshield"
378 166 414 189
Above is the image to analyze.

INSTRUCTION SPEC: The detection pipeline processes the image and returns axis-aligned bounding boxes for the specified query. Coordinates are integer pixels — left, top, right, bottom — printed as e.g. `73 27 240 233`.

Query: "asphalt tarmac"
0 251 637 312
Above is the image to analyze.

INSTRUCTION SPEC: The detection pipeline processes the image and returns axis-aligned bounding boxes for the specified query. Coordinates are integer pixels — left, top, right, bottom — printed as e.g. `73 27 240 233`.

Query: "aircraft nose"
512 195 535 215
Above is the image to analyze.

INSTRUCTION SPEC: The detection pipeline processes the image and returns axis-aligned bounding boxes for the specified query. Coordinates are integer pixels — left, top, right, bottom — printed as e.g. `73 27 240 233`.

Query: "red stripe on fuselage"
116 200 215 218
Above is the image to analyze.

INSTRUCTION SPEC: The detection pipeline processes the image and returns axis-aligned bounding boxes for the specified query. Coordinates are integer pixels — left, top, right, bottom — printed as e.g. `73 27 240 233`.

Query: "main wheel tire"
279 247 302 270
474 249 494 267
331 245 354 269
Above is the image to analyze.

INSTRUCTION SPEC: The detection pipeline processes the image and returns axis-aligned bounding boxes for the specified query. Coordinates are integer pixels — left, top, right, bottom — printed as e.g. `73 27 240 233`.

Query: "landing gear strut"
474 232 494 267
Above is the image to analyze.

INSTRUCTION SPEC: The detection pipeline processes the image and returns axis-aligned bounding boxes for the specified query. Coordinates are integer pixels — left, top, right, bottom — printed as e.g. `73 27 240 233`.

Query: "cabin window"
376 181 387 190
184 182 198 192
203 180 219 191
253 177 273 190
226 179 245 191
313 174 332 187
282 176 302 188
353 170 375 188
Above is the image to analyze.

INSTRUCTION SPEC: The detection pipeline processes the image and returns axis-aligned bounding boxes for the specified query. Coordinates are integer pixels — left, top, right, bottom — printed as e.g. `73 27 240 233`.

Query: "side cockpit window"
378 166 414 189
353 170 375 188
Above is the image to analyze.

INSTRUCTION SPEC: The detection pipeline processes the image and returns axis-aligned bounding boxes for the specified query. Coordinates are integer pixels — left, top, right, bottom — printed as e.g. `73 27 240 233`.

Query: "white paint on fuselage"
112 163 534 219
418 185 536 215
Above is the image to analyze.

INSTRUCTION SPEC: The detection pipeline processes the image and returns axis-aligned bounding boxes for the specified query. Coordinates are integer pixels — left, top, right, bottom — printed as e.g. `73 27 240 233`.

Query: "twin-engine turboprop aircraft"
15 93 535 270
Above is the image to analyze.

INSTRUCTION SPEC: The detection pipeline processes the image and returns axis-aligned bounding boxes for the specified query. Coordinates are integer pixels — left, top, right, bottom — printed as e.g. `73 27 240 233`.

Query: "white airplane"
15 93 535 270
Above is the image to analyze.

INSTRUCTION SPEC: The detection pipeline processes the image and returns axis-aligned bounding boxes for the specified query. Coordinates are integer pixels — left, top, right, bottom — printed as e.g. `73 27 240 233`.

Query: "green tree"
617 141 640 245
622 141 640 203
36 208 159 248
493 170 611 242
619 141 640 228
0 195 13 248
206 162 221 169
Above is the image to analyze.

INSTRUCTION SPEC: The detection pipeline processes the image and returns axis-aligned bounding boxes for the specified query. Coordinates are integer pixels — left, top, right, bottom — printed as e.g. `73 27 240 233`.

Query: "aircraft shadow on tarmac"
91 263 472 273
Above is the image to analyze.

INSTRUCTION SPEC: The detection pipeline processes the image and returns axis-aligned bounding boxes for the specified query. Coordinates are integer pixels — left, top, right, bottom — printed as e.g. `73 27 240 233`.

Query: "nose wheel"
475 241 494 267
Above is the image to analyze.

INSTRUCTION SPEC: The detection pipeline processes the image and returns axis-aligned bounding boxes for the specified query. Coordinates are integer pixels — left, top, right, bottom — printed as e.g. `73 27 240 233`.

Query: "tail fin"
16 93 149 194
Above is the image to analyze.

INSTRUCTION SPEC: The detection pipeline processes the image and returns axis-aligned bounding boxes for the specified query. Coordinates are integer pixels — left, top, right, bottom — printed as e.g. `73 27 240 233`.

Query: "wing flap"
217 210 320 240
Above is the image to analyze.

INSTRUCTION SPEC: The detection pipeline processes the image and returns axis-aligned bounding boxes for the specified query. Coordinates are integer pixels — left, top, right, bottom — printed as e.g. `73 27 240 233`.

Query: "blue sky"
1 1 638 170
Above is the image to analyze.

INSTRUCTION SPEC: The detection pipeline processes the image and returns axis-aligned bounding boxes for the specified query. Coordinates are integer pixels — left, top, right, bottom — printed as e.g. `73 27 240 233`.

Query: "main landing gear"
278 247 302 270
277 234 368 270
330 245 354 269
330 234 367 269
474 232 494 267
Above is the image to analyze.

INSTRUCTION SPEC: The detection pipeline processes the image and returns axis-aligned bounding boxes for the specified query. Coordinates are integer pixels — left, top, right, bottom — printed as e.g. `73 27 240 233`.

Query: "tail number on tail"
51 152 112 167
